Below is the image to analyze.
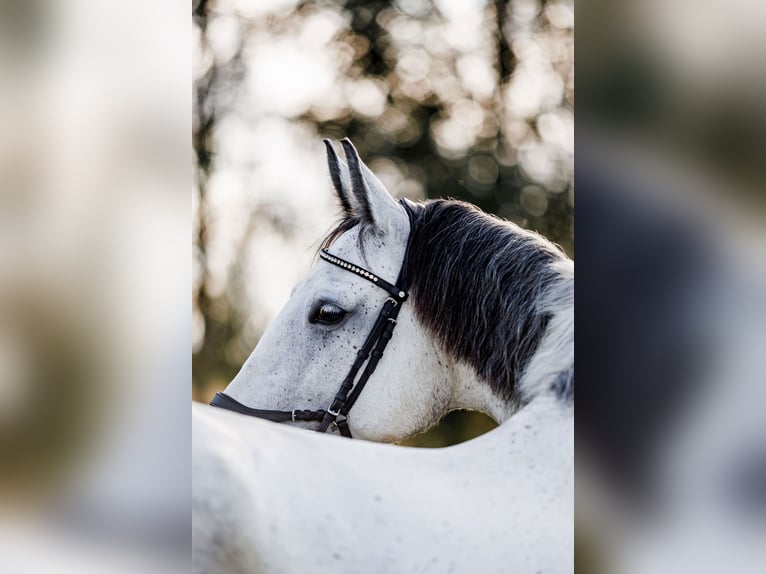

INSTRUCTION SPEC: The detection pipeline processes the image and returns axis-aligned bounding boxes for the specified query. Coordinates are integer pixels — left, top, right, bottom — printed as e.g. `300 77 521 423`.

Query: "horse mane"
321 199 573 404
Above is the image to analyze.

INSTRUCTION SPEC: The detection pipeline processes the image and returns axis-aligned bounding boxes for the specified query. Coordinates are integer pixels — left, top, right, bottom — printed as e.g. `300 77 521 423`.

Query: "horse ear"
340 138 401 234
323 139 354 216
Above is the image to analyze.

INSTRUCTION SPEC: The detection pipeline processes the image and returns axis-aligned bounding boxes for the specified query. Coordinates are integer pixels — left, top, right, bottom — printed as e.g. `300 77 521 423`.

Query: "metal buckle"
291 410 297 422
386 297 399 307
327 405 341 418
332 413 348 428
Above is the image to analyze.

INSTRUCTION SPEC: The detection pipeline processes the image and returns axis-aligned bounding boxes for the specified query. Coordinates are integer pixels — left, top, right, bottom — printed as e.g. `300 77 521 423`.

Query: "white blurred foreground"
0 1 189 572
576 140 766 573
577 0 766 569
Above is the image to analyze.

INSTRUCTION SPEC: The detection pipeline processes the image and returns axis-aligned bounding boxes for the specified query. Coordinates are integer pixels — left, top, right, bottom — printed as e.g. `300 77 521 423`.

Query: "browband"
319 249 407 302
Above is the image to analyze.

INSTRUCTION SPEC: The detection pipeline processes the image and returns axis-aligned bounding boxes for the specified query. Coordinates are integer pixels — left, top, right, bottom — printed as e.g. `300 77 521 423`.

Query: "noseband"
210 200 414 438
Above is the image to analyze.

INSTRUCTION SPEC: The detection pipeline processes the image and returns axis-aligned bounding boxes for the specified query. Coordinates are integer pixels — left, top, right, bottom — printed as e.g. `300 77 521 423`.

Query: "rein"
210 200 415 438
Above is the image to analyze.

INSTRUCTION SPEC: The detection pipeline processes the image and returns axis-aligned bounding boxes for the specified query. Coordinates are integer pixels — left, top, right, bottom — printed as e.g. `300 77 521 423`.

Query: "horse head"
214 139 451 441
213 139 574 442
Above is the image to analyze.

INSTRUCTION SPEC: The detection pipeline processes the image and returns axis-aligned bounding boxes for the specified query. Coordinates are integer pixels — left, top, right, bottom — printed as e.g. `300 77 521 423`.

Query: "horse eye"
311 303 346 325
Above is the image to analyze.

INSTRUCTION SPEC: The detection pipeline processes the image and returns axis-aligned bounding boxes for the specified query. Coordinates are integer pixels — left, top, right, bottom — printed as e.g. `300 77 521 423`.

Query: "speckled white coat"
192 142 573 573
192 395 573 574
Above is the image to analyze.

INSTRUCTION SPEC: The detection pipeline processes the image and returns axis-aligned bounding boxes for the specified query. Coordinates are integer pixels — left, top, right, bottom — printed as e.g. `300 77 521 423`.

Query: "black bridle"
210 200 414 438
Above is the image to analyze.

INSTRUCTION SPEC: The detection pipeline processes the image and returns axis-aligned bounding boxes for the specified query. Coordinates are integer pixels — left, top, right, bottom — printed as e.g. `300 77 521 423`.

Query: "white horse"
193 139 574 573
193 394 572 574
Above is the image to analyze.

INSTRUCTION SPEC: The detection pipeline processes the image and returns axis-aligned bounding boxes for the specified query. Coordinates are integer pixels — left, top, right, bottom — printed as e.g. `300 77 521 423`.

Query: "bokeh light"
192 1 574 449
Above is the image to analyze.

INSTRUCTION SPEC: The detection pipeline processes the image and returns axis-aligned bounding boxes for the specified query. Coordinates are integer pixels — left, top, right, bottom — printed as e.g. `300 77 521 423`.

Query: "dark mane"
403 200 570 402
321 199 572 403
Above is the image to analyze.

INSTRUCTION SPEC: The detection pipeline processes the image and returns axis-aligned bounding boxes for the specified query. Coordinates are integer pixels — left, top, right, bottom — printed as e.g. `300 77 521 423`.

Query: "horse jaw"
447 362 518 424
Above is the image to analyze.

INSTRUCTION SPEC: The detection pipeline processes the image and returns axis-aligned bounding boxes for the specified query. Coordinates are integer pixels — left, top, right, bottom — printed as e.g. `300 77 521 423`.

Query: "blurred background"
577 1 766 573
0 0 762 572
1 0 188 572
192 0 574 446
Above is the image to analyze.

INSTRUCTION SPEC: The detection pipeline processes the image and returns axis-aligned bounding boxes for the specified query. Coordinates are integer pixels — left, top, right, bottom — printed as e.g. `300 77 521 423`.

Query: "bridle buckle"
332 413 348 427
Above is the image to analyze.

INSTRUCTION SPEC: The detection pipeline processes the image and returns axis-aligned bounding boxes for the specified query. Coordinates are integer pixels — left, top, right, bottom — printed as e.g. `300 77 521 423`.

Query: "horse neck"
405 200 574 424
443 261 574 424
445 394 573 493
481 394 572 449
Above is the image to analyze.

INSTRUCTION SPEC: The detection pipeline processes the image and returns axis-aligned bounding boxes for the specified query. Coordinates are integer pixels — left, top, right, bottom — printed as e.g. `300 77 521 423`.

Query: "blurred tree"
193 0 249 395
305 0 573 253
192 0 574 444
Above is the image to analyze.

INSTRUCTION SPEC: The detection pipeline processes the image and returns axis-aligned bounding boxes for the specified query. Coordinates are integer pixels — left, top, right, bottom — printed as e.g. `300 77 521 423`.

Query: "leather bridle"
210 200 414 438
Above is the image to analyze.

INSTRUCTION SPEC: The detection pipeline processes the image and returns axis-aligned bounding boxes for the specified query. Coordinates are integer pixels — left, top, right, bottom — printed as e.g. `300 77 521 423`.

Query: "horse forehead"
327 227 405 278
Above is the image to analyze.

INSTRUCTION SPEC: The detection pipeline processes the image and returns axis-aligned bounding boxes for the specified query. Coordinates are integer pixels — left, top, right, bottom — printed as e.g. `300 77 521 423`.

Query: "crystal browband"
319 249 407 302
